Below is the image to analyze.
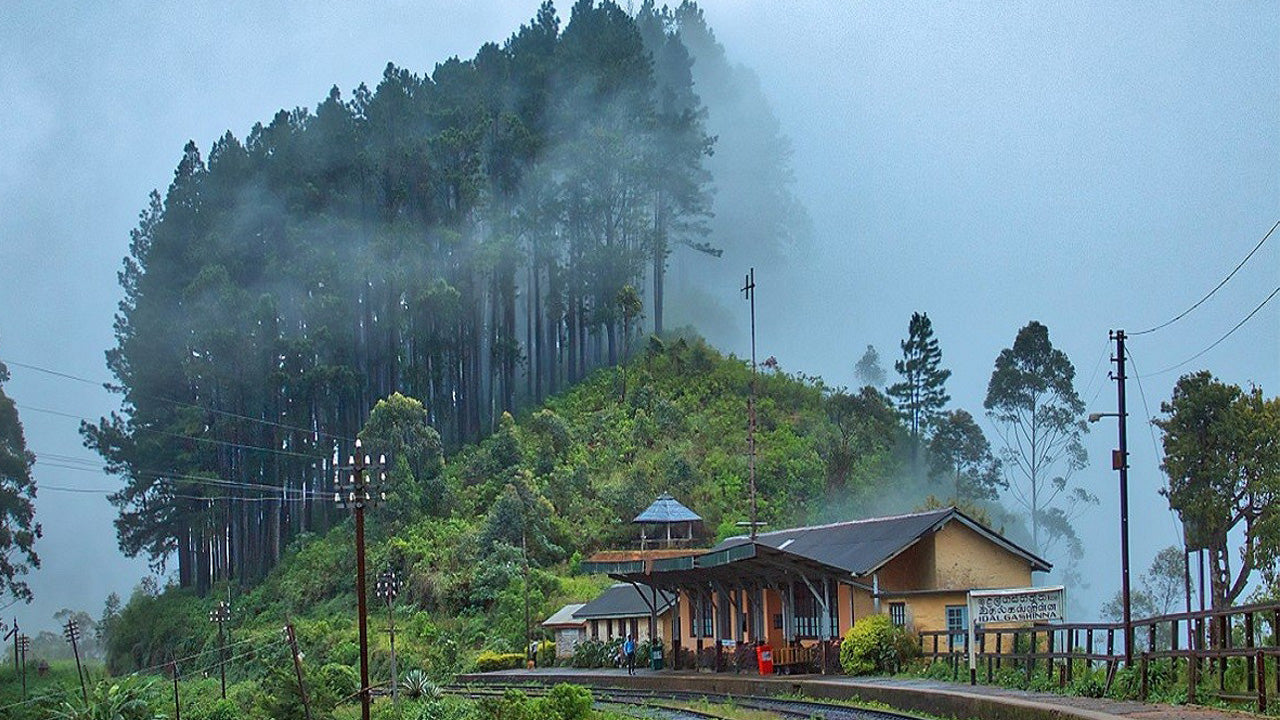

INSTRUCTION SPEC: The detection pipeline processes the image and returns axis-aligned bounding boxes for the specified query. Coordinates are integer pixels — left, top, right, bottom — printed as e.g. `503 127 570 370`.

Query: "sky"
0 1 1276 631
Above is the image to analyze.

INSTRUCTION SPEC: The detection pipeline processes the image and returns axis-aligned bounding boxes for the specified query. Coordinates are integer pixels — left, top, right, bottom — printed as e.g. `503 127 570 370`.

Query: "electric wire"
0 357 354 443
1123 346 1185 545
1130 219 1279 336
1146 285 1280 377
34 462 330 503
18 402 328 461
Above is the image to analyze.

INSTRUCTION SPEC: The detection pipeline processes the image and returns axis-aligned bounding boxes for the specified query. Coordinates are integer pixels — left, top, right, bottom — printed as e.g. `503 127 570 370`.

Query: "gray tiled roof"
633 493 702 524
711 507 1050 576
573 584 676 620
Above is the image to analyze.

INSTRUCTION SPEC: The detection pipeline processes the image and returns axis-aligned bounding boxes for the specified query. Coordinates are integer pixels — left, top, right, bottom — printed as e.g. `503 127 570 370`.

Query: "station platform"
457 667 1260 720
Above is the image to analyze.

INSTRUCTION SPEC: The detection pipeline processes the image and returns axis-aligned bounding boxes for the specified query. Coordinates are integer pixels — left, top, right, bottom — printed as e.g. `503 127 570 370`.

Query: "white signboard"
970 586 1065 624
966 586 1065 678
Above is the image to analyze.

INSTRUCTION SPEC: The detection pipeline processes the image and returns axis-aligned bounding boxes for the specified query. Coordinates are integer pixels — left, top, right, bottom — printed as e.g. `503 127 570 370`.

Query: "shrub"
533 683 593 720
472 650 526 672
537 640 557 667
317 662 359 701
570 638 622 668
839 615 918 675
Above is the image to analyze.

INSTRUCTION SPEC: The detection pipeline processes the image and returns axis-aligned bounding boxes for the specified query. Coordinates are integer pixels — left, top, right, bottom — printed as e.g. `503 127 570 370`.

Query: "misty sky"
1 2 1276 630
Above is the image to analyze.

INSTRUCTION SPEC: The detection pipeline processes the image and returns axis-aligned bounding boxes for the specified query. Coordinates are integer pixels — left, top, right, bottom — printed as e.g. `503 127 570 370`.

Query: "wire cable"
1131 219 1279 336
19 403 327 461
1 357 354 443
1146 285 1280 377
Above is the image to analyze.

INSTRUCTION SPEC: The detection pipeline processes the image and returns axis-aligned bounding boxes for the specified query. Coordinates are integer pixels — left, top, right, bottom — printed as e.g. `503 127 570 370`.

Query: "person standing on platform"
623 634 636 675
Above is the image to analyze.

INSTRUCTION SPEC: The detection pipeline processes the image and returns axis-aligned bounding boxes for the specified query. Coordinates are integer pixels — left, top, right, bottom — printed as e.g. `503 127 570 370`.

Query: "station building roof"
542 603 586 628
573 584 676 620
583 506 1050 586
712 506 1051 576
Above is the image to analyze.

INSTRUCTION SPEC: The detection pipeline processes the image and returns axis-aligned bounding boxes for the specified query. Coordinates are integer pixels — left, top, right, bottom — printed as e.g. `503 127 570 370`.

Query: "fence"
917 601 1280 711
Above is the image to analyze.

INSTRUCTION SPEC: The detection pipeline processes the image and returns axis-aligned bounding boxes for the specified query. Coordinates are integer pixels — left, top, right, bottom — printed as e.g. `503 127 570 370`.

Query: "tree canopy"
983 320 1090 558
81 1 804 593
0 359 40 603
1156 371 1280 610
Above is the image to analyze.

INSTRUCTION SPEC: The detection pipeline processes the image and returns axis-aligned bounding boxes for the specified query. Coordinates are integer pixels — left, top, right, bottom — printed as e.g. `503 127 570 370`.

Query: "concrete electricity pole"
335 438 385 720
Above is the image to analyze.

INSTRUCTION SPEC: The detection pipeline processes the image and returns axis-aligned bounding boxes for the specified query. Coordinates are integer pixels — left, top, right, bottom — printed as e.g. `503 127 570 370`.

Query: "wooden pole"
286 624 313 720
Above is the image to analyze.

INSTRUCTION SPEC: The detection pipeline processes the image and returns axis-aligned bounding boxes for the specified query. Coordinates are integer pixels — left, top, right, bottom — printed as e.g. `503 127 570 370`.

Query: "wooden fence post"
1256 650 1266 714
1188 647 1198 704
1140 652 1149 701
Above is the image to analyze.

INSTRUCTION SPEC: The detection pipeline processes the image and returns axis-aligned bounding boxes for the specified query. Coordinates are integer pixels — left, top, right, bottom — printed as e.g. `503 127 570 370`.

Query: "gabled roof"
542 603 586 628
712 507 1051 576
573 584 676 620
633 493 702 524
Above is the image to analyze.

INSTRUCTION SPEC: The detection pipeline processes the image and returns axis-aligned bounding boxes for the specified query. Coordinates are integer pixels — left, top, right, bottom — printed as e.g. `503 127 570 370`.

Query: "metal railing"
916 601 1280 711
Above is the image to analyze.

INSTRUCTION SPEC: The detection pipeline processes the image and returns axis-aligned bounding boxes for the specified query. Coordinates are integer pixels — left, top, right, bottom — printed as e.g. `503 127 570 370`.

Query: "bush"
839 615 918 675
533 683 593 720
537 640 557 667
317 662 359 701
472 650 526 672
570 638 622 668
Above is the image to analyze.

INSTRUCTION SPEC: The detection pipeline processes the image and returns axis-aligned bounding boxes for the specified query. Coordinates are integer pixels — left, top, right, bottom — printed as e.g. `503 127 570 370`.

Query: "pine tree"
887 312 951 445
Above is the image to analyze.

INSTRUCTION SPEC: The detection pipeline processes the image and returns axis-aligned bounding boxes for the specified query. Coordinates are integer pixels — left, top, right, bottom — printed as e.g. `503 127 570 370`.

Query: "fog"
1 1 1276 630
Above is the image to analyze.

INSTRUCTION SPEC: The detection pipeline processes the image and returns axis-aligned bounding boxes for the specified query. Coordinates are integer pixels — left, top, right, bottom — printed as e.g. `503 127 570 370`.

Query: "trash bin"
756 645 774 675
650 646 664 670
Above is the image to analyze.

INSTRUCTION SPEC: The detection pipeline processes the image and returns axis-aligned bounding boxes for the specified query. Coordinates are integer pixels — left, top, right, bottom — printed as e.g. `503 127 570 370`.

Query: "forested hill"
83 0 807 593
102 336 916 675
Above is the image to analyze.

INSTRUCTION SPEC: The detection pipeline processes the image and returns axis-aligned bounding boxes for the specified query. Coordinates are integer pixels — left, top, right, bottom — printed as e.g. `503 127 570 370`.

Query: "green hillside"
18 336 913 719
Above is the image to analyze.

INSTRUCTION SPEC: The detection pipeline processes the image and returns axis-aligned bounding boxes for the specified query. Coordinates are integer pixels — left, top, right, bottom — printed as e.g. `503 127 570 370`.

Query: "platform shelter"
582 506 1050 671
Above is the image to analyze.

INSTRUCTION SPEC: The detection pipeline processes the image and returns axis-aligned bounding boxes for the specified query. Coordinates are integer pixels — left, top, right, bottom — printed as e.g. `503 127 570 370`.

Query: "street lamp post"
1091 328 1131 667
335 438 385 720
375 569 401 704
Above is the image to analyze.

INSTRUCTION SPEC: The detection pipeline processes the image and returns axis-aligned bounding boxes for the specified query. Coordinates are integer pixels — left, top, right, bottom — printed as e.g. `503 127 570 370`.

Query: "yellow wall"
930 520 1032 591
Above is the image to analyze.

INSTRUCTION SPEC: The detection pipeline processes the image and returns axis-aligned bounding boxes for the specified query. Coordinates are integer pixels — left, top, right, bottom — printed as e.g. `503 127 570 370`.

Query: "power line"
32 455 330 500
1146 285 1280 377
1 357 354 443
1131 219 1279 336
19 403 327 461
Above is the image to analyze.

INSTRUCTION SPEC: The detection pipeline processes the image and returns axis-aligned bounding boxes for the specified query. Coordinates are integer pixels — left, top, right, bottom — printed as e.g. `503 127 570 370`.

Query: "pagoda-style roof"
633 493 701 524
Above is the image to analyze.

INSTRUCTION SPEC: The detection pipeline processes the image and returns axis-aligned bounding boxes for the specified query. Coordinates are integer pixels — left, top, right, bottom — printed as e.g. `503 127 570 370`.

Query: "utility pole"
334 438 385 720
522 523 532 667
209 600 231 699
285 623 313 720
3 619 16 673
1094 330 1132 667
64 617 88 705
18 634 30 700
741 268 759 541
375 569 400 704
170 658 181 720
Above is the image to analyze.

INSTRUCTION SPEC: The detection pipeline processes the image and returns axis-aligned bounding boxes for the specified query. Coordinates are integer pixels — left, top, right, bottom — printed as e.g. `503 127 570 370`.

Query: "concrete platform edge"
456 670 1130 720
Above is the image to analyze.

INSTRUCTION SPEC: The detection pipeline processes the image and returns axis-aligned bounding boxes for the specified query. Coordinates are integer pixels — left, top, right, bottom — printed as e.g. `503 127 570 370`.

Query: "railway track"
446 683 925 719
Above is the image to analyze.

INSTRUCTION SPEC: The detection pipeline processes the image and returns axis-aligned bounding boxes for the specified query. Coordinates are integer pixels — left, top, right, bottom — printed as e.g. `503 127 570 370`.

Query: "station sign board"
970 586 1065 624
966 586 1065 678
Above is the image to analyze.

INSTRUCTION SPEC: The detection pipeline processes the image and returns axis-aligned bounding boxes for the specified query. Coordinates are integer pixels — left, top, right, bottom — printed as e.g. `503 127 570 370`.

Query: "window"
772 613 783 630
946 605 969 648
889 602 907 627
701 595 714 637
794 589 820 637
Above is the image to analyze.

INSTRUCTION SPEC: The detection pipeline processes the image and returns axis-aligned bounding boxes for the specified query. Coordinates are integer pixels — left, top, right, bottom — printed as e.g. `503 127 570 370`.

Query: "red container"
756 645 774 675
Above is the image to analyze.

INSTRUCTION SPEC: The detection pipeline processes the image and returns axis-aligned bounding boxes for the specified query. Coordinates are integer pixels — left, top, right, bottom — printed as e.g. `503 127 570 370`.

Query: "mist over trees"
81 0 804 594
0 359 41 603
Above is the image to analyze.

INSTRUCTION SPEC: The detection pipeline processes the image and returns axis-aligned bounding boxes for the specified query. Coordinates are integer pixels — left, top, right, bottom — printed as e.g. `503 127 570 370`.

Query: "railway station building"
582 504 1050 670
